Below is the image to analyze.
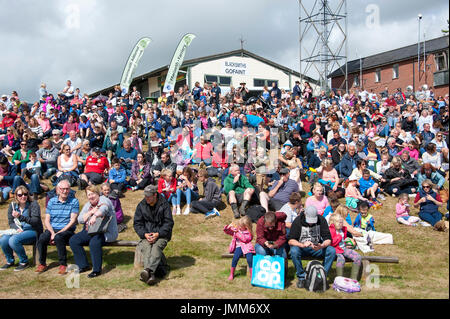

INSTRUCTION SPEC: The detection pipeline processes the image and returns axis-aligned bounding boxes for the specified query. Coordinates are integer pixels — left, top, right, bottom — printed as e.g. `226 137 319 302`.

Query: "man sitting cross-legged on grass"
134 185 174 285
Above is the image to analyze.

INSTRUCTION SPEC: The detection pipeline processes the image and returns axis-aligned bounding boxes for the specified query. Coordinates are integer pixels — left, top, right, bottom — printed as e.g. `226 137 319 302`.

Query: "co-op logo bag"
251 254 285 290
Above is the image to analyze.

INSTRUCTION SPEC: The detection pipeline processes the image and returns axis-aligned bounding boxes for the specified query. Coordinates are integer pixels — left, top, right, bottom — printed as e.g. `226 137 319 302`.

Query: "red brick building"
329 36 449 98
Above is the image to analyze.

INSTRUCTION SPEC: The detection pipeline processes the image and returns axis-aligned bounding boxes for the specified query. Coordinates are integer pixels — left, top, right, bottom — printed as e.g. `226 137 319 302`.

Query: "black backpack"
246 205 266 223
305 260 328 293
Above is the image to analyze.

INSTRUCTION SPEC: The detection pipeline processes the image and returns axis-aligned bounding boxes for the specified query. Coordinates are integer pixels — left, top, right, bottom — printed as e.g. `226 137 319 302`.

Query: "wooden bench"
26 240 146 269
221 253 399 281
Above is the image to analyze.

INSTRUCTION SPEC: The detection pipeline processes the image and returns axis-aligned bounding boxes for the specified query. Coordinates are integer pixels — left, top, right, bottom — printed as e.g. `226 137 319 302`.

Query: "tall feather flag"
163 33 196 93
120 37 152 94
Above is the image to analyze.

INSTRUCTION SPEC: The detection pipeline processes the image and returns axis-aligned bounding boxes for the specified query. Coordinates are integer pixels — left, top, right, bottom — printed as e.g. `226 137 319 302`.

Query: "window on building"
218 76 231 86
435 52 448 71
375 68 381 83
204 75 217 84
253 79 278 87
150 91 160 98
204 75 232 86
253 79 265 87
392 64 399 79
353 74 360 87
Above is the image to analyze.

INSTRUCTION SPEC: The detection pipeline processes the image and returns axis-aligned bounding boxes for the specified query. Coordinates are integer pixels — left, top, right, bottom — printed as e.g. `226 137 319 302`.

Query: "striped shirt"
46 196 79 230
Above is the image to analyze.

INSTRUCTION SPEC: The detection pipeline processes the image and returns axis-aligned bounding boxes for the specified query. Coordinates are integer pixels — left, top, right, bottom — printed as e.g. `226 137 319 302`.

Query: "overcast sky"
1 0 448 101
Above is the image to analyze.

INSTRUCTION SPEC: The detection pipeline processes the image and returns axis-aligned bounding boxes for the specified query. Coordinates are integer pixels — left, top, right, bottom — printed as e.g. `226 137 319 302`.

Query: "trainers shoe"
176 207 181 215
419 220 432 227
377 194 386 201
58 265 67 275
0 262 14 271
14 262 29 272
205 211 215 219
182 206 190 215
35 264 48 273
212 208 221 217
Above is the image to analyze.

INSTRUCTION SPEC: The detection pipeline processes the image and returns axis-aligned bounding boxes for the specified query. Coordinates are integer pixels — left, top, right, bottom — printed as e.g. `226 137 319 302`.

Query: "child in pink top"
304 183 330 216
223 216 255 281
345 174 369 209
396 193 420 226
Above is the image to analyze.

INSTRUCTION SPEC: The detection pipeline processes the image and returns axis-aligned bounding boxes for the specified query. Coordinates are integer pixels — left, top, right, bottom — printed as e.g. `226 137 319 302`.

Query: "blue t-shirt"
359 177 375 195
46 196 79 230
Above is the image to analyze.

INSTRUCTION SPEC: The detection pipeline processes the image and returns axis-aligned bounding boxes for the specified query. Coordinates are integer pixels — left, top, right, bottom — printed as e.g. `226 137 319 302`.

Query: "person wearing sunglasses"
0 186 43 271
413 179 446 232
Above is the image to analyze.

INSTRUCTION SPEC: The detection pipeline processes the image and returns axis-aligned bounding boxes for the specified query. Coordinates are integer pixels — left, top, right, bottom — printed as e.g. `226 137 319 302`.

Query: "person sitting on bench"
223 164 255 219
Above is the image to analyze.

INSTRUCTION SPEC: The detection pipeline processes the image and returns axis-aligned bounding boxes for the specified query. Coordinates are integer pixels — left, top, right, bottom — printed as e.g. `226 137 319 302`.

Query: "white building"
91 49 319 98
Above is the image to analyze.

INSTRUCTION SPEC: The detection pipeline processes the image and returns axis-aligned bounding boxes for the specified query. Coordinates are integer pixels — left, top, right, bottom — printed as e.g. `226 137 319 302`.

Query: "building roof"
90 49 318 96
329 35 449 78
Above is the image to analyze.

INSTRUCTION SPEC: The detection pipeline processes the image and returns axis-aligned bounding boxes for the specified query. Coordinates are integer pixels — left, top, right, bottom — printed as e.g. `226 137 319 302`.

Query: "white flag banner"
120 37 152 94
163 33 196 93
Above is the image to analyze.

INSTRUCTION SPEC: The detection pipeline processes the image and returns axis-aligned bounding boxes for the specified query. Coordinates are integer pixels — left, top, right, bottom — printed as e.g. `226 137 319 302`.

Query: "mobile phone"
268 241 274 245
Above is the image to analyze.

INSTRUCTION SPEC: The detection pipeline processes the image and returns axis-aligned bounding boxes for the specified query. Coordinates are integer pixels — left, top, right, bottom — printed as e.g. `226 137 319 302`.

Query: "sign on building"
223 61 249 75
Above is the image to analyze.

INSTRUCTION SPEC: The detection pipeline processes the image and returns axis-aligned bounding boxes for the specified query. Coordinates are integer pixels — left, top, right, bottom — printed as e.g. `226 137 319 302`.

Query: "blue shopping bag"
251 254 285 290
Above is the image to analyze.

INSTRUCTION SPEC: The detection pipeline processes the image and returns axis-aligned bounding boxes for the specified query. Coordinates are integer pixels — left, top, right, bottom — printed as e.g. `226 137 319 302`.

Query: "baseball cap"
1 94 7 98
304 206 318 224
280 168 290 175
144 185 158 197
92 147 101 153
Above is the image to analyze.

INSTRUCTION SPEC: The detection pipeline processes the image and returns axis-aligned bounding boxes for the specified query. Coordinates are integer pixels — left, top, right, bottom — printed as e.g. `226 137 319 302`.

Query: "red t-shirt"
0 113 17 129
84 156 110 175
301 118 314 133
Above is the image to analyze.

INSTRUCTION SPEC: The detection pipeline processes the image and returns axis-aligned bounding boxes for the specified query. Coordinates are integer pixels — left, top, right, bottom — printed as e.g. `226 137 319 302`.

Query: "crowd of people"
0 78 448 288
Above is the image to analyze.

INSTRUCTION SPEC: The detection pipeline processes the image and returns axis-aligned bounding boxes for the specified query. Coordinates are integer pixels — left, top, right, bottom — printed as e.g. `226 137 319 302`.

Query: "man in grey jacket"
191 169 222 219
36 139 60 179
134 185 174 285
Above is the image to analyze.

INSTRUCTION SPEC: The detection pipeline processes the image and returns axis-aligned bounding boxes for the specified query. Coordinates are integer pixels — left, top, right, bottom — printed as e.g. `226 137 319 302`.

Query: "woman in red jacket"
328 214 361 280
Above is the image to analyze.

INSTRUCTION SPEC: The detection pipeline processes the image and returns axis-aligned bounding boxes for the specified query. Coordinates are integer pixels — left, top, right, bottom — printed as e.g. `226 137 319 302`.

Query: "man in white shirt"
62 130 82 154
62 80 75 98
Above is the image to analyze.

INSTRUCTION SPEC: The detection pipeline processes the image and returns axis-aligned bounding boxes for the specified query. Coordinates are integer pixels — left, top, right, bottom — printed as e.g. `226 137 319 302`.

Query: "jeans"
232 247 253 268
255 243 287 259
27 174 43 195
419 211 443 227
290 245 336 280
37 229 75 266
69 229 106 273
0 186 12 201
174 188 199 206
0 230 37 264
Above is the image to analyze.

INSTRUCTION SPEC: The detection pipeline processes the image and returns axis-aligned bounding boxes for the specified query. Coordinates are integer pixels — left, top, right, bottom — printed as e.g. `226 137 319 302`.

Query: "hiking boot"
146 271 157 285
35 264 48 273
231 203 240 219
296 279 306 289
14 262 29 272
140 268 150 283
58 265 67 275
239 200 248 216
0 262 14 270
